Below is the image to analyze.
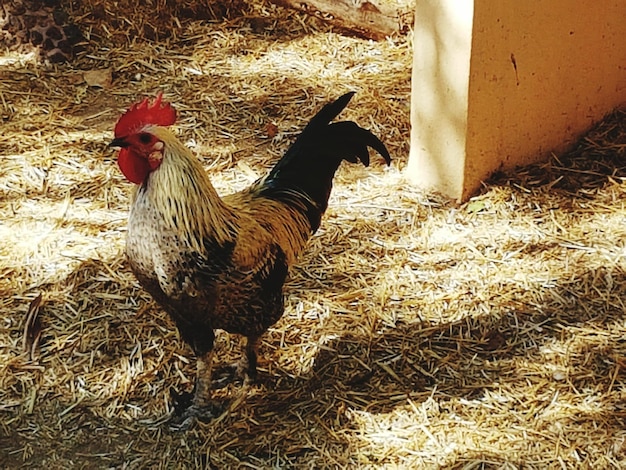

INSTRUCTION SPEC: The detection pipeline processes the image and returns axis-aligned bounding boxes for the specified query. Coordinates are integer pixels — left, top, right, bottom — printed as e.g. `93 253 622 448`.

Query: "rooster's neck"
136 144 238 250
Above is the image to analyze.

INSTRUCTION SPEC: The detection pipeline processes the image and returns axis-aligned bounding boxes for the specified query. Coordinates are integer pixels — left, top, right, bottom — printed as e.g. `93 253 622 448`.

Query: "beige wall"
407 0 474 199
408 0 626 201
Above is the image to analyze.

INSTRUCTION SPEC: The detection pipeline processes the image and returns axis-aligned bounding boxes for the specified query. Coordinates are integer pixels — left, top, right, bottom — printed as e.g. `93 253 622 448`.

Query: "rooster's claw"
168 402 223 431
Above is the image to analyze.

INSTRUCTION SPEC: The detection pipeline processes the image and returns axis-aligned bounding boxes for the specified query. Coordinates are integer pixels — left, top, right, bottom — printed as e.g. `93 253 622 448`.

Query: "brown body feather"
126 126 309 354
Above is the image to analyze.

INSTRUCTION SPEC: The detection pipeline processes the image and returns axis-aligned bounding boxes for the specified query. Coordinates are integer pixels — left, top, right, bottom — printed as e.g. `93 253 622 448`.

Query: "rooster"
109 92 390 429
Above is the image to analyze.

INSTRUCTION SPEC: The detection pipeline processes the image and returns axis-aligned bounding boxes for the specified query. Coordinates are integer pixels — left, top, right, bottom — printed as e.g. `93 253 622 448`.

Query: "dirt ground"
2 1 626 469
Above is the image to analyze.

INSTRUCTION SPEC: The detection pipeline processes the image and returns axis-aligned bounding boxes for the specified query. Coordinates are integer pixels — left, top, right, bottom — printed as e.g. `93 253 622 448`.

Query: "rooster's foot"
168 402 223 431
168 388 224 431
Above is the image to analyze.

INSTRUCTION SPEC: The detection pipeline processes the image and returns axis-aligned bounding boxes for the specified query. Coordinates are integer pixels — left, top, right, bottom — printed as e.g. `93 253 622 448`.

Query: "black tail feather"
259 93 391 231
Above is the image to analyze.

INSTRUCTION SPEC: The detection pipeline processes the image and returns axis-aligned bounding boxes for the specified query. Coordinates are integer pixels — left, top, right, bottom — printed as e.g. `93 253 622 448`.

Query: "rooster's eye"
138 133 152 144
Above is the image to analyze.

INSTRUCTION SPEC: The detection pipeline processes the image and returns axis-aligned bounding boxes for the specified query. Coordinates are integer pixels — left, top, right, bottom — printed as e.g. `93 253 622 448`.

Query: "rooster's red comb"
114 92 177 138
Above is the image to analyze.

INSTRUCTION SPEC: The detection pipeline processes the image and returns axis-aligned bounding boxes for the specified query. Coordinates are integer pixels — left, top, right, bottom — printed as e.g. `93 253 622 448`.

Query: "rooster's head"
110 92 177 184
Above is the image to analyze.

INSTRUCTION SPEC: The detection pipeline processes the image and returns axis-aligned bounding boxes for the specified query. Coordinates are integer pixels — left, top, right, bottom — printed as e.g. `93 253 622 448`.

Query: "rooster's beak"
109 137 129 148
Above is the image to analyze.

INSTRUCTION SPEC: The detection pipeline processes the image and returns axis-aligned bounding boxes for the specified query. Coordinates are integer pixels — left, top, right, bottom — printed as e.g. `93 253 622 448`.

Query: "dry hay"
1 1 626 468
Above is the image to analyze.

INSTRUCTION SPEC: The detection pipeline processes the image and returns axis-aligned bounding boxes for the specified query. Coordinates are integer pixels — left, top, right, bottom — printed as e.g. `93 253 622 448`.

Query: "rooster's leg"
243 336 259 384
211 336 259 386
169 350 222 431
193 350 215 407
